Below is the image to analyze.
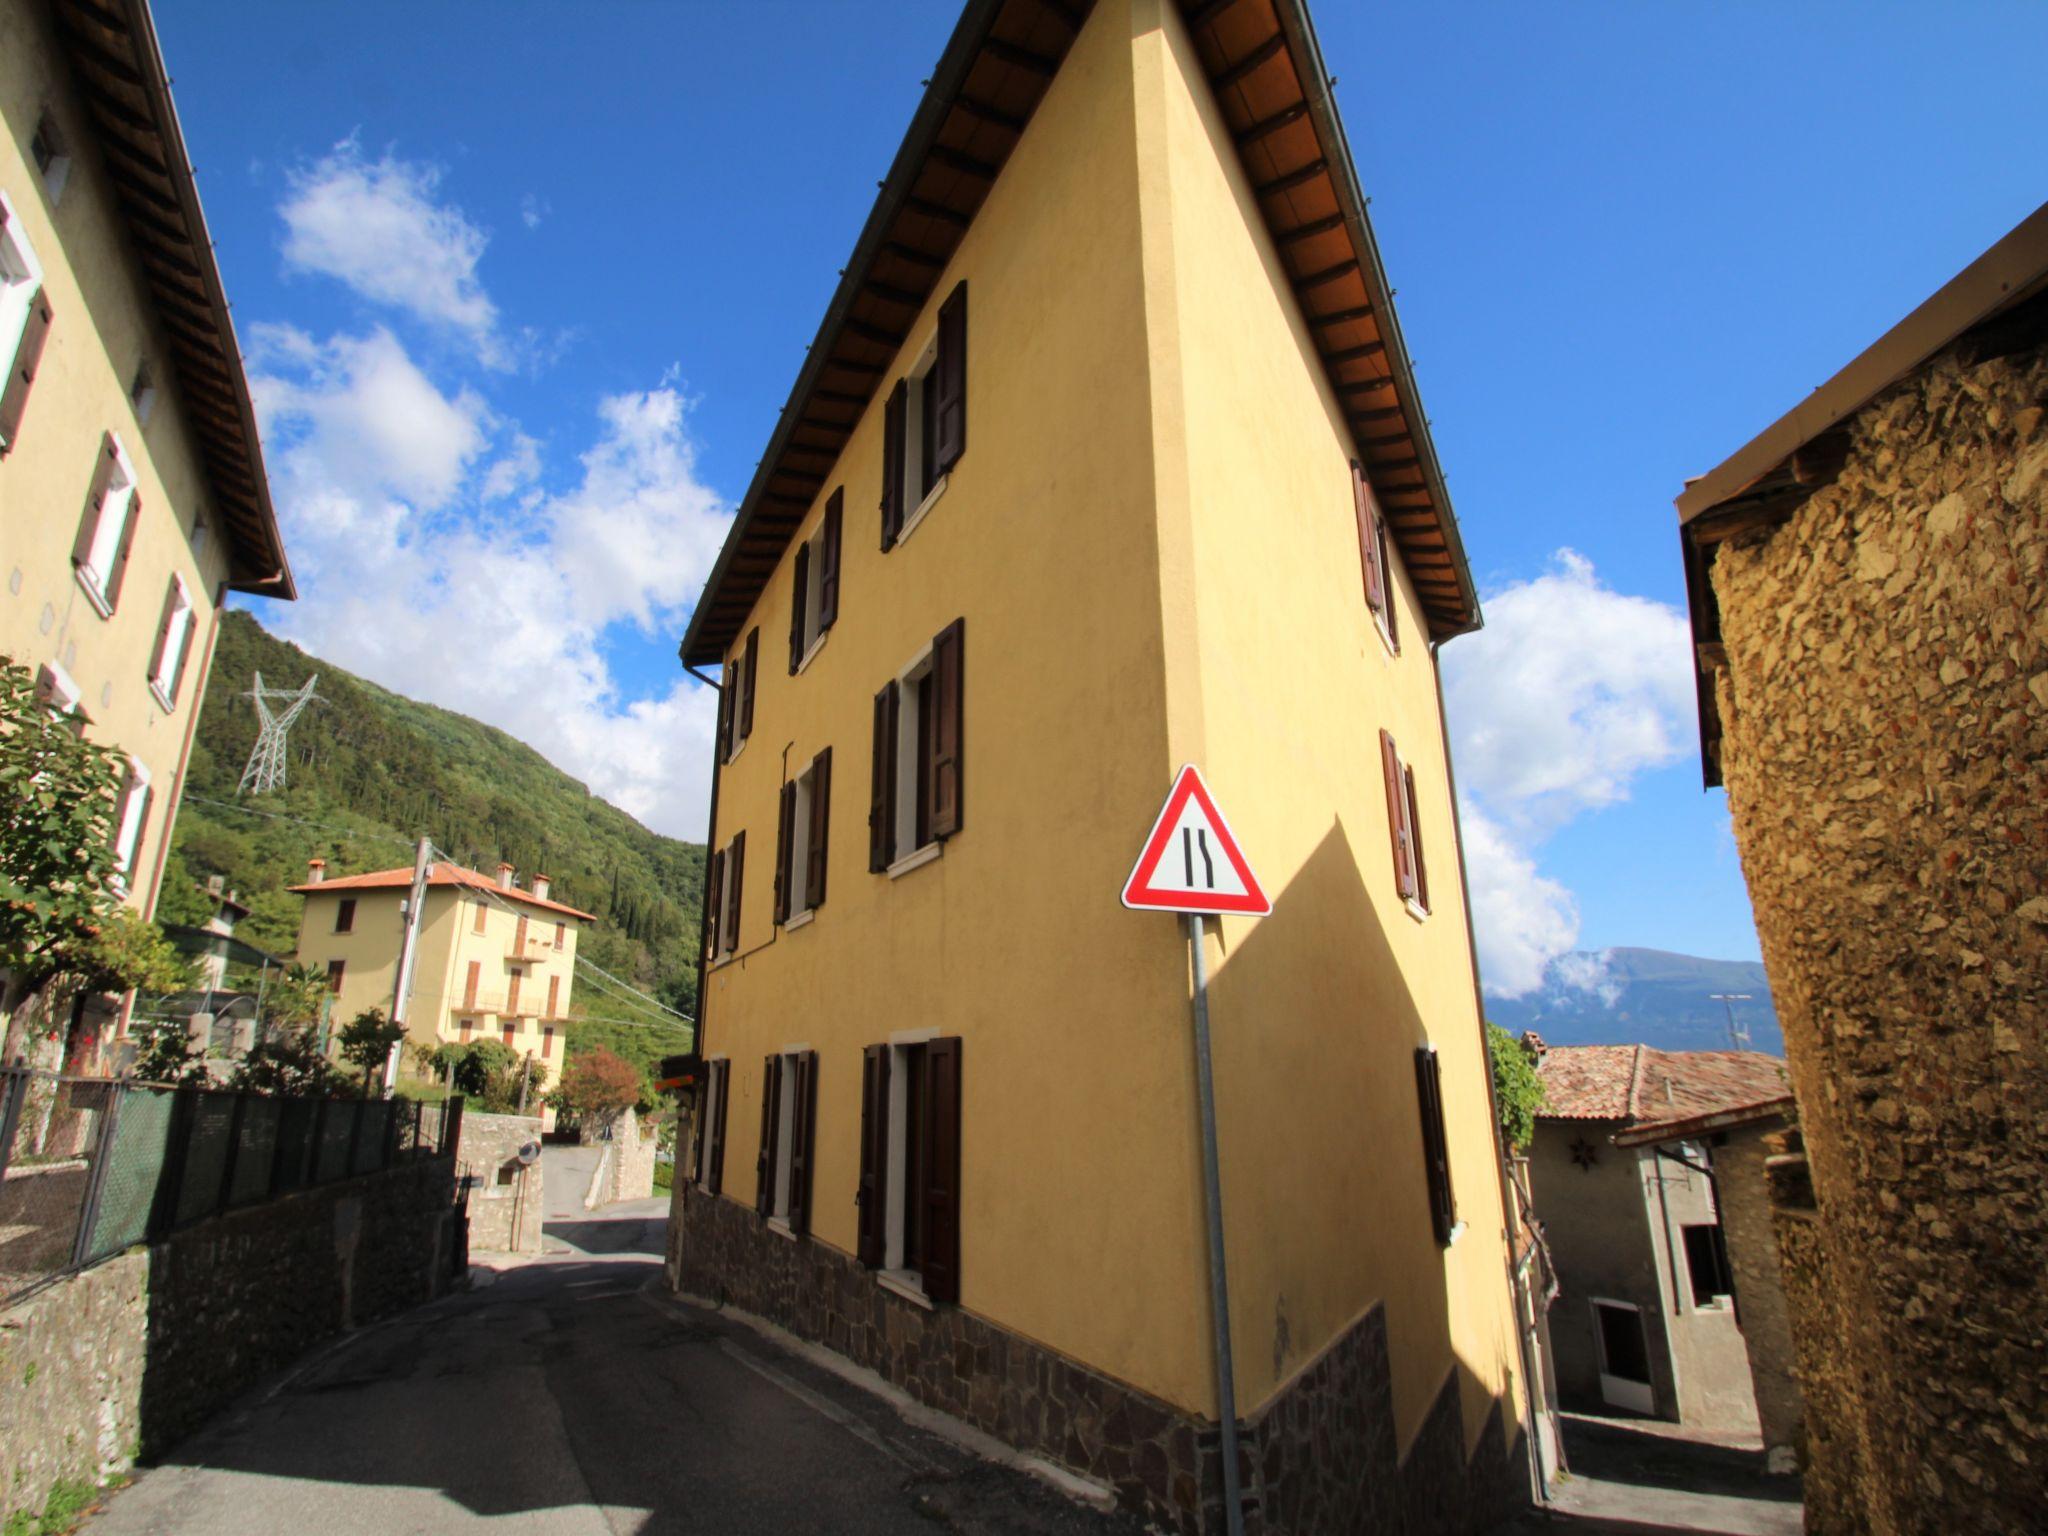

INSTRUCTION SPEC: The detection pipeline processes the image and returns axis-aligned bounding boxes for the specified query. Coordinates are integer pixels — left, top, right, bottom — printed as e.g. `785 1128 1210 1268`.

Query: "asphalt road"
83 1168 1141 1536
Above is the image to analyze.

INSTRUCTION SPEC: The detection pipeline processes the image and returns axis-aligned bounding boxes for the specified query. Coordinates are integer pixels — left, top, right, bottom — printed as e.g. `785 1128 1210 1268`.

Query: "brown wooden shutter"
789 1050 818 1236
857 1043 889 1266
1414 1046 1455 1245
819 489 842 631
692 1077 709 1183
715 665 734 761
1378 516 1401 652
756 1053 783 1217
1404 764 1429 913
1352 460 1386 621
105 491 140 610
869 684 898 872
806 747 831 911
708 1061 731 1195
927 618 964 840
147 580 178 688
705 848 724 956
0 289 53 455
880 379 907 549
546 974 560 1019
464 961 480 1009
788 540 810 673
774 778 796 925
724 831 745 954
922 1036 963 1303
741 627 758 735
934 282 967 474
1380 729 1416 901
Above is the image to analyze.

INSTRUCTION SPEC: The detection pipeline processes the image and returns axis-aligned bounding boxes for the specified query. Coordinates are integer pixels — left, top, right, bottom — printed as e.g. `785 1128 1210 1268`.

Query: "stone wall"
0 1154 456 1525
1711 1122 1802 1468
456 1110 543 1254
674 1183 1525 1535
583 1108 656 1208
1706 327 2048 1532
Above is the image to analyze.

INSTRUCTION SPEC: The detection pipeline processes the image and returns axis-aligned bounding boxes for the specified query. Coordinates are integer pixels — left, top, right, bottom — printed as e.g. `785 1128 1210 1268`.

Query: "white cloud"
480 432 541 504
519 193 549 231
280 139 511 369
1443 551 1695 995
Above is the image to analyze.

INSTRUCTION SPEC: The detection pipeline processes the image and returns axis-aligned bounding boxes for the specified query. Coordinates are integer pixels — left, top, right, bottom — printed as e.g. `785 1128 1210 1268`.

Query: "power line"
181 794 416 848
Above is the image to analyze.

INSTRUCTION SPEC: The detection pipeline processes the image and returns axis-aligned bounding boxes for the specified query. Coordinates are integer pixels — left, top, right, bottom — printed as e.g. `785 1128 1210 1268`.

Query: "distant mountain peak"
1486 947 1780 1056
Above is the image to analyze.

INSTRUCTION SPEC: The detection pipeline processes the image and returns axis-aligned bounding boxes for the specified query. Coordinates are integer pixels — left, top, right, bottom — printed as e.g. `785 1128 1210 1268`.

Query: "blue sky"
154 1 2048 992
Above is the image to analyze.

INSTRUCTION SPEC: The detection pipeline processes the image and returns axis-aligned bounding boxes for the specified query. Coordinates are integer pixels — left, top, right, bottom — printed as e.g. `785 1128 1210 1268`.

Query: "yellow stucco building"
669 3 1528 1532
289 860 594 1102
1 0 291 1059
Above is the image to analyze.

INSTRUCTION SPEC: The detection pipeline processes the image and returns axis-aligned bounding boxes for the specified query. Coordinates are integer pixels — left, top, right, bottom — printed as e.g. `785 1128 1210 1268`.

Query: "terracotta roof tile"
1536 1044 1791 1130
288 863 598 921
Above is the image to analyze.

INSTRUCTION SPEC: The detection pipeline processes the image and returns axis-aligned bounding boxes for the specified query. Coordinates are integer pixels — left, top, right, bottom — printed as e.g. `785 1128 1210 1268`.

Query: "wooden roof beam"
1215 34 1287 92
1256 157 1328 198
929 144 999 181
954 94 1027 134
1237 102 1307 149
1277 212 1347 247
905 195 972 228
984 37 1059 77
862 275 927 308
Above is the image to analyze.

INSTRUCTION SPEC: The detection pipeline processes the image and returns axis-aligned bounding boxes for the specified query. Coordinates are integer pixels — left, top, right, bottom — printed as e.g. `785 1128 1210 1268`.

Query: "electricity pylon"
236 671 321 795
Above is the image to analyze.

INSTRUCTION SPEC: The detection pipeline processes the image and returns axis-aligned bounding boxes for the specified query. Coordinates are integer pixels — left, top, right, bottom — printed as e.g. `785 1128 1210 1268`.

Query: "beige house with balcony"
1 0 292 1067
289 860 594 1102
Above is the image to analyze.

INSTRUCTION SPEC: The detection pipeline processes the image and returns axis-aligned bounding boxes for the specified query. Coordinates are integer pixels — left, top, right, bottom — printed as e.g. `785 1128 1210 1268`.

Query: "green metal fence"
0 1068 462 1308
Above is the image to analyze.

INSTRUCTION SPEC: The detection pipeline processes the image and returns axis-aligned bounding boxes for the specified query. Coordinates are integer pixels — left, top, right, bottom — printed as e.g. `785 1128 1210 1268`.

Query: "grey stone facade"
674 1183 1525 1534
456 1110 543 1253
1 1153 457 1526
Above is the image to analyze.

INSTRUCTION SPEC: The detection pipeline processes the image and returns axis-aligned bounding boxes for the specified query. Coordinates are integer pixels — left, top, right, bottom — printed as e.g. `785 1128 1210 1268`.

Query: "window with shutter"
788 540 811 674
788 1050 818 1236
805 747 832 911
818 490 842 632
702 1059 731 1196
880 293 964 550
715 662 735 762
463 960 480 1009
1414 1045 1457 1246
724 831 745 955
866 1035 964 1301
774 779 797 926
869 685 897 872
335 898 356 934
474 898 488 935
110 757 151 877
705 848 725 960
709 831 746 960
777 748 832 926
1380 729 1419 905
327 958 346 995
927 619 964 841
0 191 50 456
873 622 964 874
546 975 560 1019
1352 460 1400 653
789 494 841 670
73 435 141 615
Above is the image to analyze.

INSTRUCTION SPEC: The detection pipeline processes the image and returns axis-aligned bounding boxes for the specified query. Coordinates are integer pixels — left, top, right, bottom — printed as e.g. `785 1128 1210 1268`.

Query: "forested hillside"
160 611 705 1036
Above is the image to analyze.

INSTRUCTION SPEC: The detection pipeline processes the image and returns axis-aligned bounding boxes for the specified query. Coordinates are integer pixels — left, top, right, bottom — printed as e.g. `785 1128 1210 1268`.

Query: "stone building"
1525 1043 1799 1466
1674 201 2048 1532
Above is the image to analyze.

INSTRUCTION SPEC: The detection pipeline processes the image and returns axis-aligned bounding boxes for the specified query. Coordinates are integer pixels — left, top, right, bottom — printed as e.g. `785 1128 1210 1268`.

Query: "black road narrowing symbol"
1182 826 1215 889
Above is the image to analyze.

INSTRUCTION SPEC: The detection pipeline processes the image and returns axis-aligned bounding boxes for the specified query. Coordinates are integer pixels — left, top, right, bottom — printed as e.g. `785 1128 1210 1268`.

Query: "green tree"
0 658 130 1060
429 1038 525 1112
1487 1022 1547 1152
259 963 331 1033
227 1020 338 1096
336 1007 405 1095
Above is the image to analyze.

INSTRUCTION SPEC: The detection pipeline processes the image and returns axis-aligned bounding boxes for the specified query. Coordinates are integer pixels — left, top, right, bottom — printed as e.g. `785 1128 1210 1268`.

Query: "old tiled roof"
1535 1044 1791 1133
287 863 597 922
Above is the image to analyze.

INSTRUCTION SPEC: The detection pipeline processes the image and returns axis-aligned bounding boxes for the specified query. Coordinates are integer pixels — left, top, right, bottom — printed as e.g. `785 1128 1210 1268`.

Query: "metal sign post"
382 839 431 1097
1122 767 1267 1536
1187 910 1245 1536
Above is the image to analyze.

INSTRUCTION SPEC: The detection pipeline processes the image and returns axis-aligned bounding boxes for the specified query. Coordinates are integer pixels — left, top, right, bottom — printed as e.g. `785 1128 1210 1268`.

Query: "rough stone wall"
582 1108 656 1207
675 1184 1525 1535
1711 1123 1802 1465
0 1155 455 1524
1707 334 2048 1532
456 1110 543 1253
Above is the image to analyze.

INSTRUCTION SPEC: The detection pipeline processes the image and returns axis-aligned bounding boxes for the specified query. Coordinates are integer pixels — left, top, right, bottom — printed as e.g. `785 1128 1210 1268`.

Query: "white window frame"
765 1045 808 1231
111 756 151 885
35 660 84 725
885 643 940 876
1590 1298 1656 1416
77 435 140 616
0 190 46 403
891 330 949 548
30 113 73 206
879 1027 940 1296
148 574 195 712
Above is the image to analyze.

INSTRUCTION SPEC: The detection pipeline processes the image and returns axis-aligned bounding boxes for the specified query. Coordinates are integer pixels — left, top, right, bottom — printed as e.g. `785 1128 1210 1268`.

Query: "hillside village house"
0 0 291 1065
289 860 593 1108
1676 202 2048 1533
668 2 1530 1532
1524 1042 1800 1470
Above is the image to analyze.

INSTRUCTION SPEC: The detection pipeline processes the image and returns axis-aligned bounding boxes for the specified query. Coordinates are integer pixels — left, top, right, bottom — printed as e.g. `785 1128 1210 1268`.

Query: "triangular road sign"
1122 765 1271 916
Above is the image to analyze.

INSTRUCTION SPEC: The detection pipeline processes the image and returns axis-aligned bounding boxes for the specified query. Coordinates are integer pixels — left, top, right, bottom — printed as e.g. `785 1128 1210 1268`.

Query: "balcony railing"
505 932 551 964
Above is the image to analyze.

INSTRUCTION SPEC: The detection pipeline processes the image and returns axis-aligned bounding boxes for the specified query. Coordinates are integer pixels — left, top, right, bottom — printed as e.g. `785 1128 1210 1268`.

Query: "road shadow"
1559 1415 1800 1505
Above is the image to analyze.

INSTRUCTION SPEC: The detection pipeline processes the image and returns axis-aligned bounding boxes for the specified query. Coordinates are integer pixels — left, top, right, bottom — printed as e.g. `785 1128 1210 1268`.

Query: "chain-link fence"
0 1068 463 1309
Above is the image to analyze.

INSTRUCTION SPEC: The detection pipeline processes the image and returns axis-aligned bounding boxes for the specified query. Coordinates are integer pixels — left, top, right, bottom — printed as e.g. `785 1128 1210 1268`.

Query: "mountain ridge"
1485 946 1783 1057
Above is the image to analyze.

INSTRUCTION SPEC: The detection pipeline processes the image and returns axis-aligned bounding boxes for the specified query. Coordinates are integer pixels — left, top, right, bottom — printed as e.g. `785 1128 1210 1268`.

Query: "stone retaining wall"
0 1154 456 1525
456 1110 543 1253
674 1182 1525 1534
1707 326 2048 1531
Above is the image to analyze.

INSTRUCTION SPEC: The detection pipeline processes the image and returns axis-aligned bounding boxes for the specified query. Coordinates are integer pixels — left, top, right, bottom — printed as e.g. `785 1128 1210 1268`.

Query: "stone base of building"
674 1185 1527 1534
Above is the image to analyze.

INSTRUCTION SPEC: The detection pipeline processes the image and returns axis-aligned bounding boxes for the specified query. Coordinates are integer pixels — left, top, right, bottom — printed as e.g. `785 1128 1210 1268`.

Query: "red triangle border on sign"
1121 765 1272 916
